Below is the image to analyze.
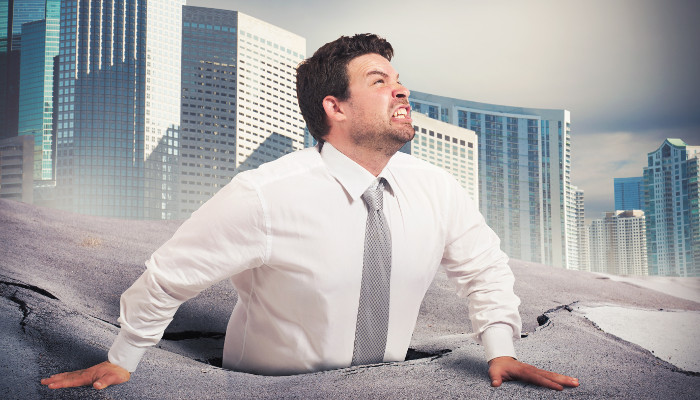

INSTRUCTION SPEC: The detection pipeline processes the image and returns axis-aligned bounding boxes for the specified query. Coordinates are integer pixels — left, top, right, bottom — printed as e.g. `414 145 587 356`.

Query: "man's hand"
41 361 130 390
488 356 579 391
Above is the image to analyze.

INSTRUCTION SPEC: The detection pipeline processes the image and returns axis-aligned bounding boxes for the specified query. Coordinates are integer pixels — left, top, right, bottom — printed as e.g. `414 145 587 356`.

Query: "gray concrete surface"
1 198 698 399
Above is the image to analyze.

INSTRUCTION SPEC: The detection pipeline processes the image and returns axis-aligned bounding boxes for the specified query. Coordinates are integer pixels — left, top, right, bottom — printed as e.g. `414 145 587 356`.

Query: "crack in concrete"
89 314 120 328
536 301 578 328
161 331 226 341
7 291 31 332
0 280 58 300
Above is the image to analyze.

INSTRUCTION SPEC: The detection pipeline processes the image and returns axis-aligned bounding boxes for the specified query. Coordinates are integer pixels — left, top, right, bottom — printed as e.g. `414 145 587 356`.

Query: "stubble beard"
348 104 415 157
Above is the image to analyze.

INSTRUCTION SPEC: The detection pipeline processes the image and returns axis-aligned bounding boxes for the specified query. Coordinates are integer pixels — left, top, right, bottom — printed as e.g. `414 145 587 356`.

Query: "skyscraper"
643 138 700 276
402 112 478 203
409 91 575 269
574 187 589 272
614 176 643 210
1 0 53 140
179 6 305 218
0 135 34 202
17 0 59 180
55 0 184 219
589 210 647 276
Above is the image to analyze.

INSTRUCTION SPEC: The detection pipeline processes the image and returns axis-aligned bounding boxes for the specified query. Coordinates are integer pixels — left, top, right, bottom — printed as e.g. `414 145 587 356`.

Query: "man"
42 34 579 391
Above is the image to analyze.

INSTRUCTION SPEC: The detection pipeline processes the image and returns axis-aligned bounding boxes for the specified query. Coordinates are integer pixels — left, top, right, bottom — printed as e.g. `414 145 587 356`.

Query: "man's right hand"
41 361 130 390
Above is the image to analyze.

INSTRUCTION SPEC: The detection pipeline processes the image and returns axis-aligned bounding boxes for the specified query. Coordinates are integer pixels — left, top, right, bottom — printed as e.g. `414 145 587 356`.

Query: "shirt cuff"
108 330 148 373
481 325 517 362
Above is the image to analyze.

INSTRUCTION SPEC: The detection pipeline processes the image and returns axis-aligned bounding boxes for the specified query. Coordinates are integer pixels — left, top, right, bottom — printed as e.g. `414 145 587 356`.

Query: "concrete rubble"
1 198 698 399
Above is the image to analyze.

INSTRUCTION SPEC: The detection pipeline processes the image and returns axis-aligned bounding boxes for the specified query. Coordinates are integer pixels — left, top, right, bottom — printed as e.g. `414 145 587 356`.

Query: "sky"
189 0 700 221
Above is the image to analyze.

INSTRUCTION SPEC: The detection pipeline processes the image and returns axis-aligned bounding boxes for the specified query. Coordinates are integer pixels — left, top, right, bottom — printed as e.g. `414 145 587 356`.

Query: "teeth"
393 108 408 118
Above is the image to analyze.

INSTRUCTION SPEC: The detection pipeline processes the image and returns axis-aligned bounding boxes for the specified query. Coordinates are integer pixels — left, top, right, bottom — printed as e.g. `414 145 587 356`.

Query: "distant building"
1 0 57 140
575 187 589 271
17 2 59 181
403 112 478 203
0 135 34 203
178 6 305 218
589 210 647 276
643 138 700 276
614 176 643 210
55 0 185 219
409 91 575 269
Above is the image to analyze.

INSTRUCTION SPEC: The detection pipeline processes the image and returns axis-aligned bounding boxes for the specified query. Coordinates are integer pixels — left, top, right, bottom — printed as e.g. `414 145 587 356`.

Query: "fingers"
41 361 130 390
41 369 94 389
93 367 131 390
488 357 579 391
517 367 565 391
531 367 579 389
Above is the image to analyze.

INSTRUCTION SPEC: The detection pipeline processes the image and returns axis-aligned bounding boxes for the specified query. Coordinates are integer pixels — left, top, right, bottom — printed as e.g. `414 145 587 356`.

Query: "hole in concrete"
405 348 452 361
189 347 453 368
536 314 550 326
202 357 222 367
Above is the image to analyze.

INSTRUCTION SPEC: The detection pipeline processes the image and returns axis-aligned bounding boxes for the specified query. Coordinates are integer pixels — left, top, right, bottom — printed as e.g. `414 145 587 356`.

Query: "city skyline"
189 0 700 221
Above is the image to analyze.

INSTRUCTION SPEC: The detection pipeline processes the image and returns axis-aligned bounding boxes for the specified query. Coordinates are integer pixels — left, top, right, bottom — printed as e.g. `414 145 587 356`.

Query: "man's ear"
322 95 347 125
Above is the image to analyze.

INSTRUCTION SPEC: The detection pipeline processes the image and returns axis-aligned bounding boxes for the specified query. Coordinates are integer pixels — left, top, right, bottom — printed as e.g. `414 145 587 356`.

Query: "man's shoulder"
237 147 323 186
389 152 454 179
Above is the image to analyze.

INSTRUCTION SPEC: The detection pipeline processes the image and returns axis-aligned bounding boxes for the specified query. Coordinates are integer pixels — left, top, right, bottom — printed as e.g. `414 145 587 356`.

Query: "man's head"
296 34 395 142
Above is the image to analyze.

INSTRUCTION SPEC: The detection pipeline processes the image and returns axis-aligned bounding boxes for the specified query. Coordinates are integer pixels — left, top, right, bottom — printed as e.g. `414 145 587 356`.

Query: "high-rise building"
1 0 53 140
17 0 59 181
589 210 647 276
643 138 700 276
0 135 34 202
402 112 478 203
179 6 305 218
574 187 589 271
409 92 575 269
614 176 643 210
55 0 184 219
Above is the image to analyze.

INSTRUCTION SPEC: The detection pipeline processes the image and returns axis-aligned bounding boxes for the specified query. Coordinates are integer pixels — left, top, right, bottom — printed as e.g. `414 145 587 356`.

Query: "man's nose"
393 83 410 99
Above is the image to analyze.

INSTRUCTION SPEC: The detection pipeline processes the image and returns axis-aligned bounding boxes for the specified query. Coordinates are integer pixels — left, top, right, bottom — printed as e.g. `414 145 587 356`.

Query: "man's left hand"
488 356 579 391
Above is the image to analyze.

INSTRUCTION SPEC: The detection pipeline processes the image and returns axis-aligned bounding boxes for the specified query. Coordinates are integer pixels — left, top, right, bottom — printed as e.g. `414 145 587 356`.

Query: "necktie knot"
362 179 385 211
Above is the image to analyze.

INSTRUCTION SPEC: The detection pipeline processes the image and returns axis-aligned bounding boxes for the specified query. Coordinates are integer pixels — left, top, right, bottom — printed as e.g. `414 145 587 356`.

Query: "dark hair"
296 34 394 142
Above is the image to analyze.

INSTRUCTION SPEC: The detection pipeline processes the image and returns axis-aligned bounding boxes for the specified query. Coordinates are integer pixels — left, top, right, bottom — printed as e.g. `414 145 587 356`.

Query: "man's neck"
324 139 401 177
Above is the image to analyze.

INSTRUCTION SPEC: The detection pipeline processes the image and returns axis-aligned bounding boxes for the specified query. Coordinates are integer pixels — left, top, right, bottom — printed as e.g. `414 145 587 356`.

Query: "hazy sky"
189 0 700 220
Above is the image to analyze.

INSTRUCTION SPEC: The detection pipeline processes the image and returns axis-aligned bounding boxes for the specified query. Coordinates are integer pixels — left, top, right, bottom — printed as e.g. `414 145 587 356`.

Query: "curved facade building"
409 91 575 269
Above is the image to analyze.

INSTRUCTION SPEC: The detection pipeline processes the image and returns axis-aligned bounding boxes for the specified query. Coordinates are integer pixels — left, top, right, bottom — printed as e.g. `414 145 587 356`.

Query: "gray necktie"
352 178 392 366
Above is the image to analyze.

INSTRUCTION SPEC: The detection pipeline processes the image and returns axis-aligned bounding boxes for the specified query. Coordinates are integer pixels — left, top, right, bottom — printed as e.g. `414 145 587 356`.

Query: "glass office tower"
17 0 60 180
1 0 51 139
55 0 184 219
409 91 575 269
179 6 306 218
614 176 643 211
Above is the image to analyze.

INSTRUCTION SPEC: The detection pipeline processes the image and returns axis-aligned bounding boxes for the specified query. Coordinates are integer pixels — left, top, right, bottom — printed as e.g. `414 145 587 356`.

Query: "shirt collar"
319 142 397 201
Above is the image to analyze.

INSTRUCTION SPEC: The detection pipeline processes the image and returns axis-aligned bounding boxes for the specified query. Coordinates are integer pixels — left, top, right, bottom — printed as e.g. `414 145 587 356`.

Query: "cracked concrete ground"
1 198 699 399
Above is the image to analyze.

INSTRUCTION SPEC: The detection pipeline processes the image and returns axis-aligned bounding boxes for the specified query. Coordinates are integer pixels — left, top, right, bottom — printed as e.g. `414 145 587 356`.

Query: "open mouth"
392 107 410 119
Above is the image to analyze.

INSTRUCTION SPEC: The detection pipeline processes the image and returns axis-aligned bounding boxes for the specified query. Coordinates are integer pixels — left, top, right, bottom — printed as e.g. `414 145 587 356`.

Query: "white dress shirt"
108 142 521 375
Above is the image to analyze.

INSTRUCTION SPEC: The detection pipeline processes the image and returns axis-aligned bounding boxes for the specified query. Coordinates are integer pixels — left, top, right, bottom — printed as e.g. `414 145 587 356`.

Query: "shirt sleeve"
108 175 267 372
440 177 522 362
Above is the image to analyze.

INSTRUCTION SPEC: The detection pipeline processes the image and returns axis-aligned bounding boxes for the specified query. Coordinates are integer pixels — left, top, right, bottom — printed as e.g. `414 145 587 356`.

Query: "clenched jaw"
391 105 411 122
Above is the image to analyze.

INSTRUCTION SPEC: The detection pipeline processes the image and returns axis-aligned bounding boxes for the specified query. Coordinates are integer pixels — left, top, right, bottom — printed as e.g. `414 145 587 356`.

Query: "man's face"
340 53 413 153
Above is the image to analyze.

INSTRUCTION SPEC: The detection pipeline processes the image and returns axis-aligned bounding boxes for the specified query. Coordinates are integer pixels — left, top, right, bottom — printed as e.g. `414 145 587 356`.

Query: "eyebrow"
366 70 399 81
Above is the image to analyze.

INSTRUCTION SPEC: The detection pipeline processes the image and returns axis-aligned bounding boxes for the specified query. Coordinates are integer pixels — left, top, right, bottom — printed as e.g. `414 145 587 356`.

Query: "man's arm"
441 178 578 390
40 175 267 389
